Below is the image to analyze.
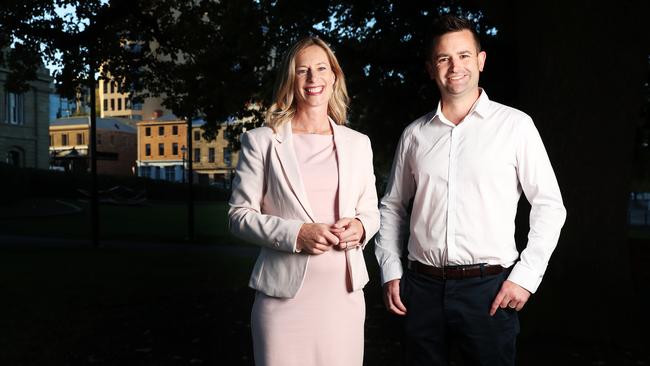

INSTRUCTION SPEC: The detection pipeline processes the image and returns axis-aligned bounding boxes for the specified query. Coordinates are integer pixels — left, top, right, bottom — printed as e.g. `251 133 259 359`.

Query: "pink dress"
251 134 365 366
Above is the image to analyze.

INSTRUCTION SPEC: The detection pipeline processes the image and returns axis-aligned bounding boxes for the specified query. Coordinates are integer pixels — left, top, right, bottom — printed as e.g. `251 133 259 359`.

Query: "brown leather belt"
408 260 504 280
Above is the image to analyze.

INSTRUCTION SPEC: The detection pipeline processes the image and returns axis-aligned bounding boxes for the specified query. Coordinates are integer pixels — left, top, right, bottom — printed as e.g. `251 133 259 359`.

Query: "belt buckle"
460 266 466 279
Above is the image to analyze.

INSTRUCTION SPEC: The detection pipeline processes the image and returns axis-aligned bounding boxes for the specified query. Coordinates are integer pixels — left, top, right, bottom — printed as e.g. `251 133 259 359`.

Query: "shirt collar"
431 88 491 125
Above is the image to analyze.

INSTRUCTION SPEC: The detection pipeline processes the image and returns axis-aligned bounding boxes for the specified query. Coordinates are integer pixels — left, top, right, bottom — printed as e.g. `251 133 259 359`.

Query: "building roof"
137 115 207 128
50 117 136 133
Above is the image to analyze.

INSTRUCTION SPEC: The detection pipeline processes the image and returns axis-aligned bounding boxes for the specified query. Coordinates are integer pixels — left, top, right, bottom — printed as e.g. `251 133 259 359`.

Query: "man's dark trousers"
401 267 519 366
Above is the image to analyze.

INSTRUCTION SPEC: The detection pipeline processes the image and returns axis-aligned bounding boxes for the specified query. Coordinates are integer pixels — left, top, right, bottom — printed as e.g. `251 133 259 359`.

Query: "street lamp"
180 145 187 184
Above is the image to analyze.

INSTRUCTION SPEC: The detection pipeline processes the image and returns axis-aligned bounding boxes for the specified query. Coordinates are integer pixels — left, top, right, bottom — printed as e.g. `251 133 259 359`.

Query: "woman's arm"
228 131 304 253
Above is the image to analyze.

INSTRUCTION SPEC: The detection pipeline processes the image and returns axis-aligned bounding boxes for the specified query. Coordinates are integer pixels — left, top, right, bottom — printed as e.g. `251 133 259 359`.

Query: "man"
374 15 566 366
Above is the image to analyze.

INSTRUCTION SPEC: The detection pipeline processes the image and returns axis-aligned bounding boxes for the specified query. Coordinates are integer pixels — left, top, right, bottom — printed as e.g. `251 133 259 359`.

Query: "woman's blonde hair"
265 37 349 130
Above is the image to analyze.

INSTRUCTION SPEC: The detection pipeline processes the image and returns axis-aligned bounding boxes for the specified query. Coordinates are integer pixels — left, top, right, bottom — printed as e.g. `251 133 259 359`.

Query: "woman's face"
293 45 336 110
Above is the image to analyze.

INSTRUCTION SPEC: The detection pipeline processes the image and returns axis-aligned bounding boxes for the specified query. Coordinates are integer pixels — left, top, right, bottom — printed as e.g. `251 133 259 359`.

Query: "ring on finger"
508 303 517 309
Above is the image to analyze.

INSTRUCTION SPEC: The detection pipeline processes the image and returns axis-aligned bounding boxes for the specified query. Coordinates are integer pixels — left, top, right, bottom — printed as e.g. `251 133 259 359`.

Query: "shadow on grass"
0 240 649 366
0 199 247 245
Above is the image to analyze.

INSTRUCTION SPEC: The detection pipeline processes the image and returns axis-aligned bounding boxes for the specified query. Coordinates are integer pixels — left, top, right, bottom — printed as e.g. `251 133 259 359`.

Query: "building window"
117 98 122 110
145 143 151 156
158 143 164 155
5 92 24 125
49 134 53 146
6 150 21 167
155 166 161 179
194 130 201 141
193 148 200 162
103 99 108 111
158 126 164 135
139 166 150 178
208 148 215 163
76 133 84 145
62 134 68 146
145 127 151 136
165 166 175 181
110 82 115 93
172 125 178 135
172 143 178 155
223 147 232 166
125 98 130 109
110 98 115 111
103 81 108 94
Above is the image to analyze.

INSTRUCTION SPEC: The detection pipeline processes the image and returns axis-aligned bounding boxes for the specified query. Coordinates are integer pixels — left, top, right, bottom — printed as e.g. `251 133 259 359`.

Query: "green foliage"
1 0 496 176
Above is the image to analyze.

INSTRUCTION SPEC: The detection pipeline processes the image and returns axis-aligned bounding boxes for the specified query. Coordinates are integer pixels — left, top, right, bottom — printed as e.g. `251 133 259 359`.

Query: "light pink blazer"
228 119 380 298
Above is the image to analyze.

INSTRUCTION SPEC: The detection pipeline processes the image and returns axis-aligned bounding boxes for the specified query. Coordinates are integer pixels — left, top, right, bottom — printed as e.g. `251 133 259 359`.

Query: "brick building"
49 117 137 176
98 77 171 121
136 117 238 184
136 118 187 181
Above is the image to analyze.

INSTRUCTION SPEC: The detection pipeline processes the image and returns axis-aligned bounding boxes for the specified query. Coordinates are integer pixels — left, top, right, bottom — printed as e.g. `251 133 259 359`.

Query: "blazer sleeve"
354 136 380 248
228 131 304 253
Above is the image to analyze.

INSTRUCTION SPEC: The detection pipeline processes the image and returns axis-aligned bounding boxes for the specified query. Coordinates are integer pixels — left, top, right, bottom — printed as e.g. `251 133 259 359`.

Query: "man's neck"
440 89 481 125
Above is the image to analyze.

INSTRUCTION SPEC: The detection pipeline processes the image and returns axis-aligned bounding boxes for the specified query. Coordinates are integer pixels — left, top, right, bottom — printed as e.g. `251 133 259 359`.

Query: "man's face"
426 30 486 99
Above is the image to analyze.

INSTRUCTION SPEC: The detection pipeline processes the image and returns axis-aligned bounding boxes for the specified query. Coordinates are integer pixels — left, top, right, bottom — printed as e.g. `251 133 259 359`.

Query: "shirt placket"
445 126 458 265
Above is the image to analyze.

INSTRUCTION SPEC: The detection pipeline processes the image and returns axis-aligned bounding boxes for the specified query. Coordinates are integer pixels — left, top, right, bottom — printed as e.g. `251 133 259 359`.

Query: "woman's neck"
292 107 331 134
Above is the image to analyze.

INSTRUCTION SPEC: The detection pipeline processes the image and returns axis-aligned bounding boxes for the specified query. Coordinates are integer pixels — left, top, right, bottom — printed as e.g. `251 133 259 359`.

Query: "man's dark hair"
425 15 482 59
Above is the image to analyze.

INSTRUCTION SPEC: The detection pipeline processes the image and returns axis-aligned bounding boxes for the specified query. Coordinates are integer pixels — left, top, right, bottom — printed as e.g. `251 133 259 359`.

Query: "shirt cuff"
380 259 404 285
506 262 543 294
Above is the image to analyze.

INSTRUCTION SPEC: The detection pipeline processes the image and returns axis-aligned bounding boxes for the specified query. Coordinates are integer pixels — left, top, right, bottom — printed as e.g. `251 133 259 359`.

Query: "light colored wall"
0 65 53 169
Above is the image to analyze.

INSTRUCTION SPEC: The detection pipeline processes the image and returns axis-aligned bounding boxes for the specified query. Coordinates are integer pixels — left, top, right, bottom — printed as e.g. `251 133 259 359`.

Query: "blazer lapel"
331 119 349 220
274 122 316 222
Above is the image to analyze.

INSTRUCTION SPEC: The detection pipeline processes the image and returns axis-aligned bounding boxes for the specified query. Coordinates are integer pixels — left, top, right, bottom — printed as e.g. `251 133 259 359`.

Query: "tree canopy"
1 0 496 176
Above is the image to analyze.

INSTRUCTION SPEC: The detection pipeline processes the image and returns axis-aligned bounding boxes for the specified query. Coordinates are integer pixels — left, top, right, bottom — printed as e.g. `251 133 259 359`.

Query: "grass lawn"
2 199 650 365
0 245 258 366
1 243 649 366
0 199 247 245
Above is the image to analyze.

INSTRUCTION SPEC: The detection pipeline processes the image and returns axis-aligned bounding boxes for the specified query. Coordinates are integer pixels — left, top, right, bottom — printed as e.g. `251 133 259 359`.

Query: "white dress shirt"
375 90 566 293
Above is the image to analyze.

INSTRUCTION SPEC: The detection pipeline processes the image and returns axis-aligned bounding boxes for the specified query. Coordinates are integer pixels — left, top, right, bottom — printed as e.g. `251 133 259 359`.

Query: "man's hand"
490 280 531 316
383 279 407 316
296 223 339 254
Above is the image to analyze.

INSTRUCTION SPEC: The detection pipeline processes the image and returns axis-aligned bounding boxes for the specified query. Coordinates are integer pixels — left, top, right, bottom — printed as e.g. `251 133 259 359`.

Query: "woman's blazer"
228 119 380 298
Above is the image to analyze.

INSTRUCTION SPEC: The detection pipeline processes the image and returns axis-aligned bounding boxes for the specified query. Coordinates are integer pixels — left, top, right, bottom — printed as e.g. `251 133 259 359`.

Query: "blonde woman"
228 37 379 366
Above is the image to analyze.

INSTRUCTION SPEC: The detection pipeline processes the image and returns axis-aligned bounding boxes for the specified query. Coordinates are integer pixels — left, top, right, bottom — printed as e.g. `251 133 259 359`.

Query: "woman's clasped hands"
296 218 365 254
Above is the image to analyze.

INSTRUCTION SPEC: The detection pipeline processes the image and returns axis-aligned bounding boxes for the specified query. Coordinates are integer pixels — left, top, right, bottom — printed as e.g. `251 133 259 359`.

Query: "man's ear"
478 51 487 72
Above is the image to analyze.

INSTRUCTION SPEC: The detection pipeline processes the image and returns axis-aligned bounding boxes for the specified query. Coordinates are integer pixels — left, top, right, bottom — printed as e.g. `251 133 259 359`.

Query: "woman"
228 37 379 366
